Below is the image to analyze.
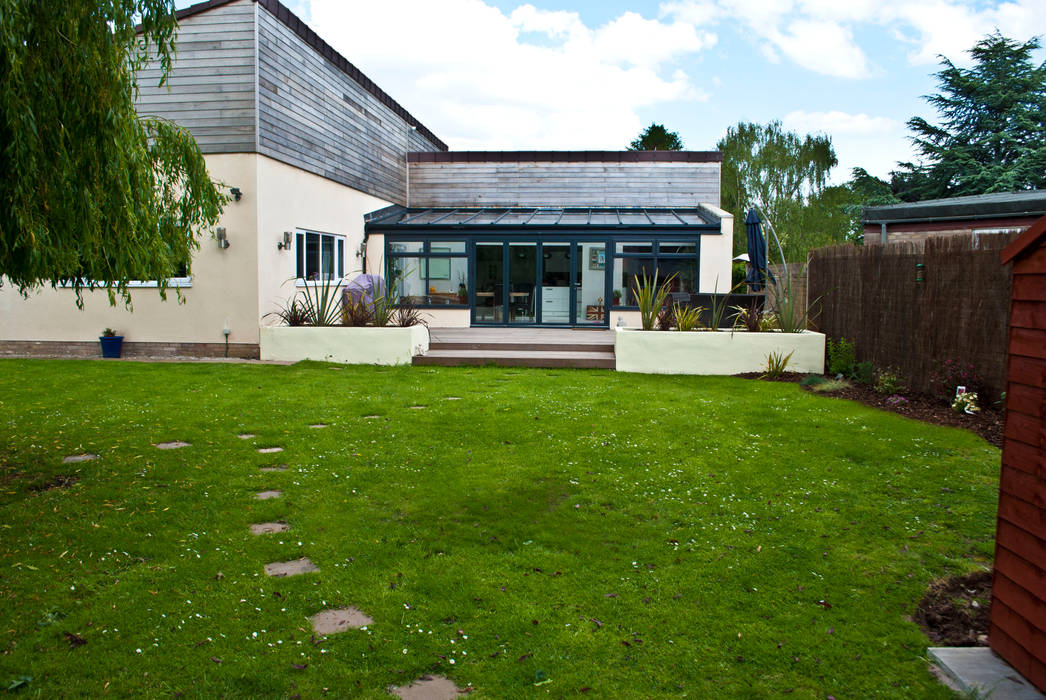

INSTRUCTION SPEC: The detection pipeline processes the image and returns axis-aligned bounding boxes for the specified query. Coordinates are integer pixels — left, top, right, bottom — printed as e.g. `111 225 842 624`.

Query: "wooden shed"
992 213 1046 692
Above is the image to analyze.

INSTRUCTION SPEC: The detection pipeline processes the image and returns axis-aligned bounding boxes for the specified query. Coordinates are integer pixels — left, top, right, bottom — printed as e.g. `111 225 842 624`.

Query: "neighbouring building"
862 190 1046 247
0 0 732 358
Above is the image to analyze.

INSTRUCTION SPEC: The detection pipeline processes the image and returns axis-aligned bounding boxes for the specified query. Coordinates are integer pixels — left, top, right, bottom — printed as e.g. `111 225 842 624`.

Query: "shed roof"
1001 213 1046 264
365 206 721 232
863 190 1046 225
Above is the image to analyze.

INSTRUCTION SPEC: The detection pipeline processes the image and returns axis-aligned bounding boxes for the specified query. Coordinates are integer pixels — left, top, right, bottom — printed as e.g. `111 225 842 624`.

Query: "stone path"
250 522 289 535
62 453 98 464
263 557 318 577
237 428 459 694
311 607 373 634
390 676 463 699
154 441 191 450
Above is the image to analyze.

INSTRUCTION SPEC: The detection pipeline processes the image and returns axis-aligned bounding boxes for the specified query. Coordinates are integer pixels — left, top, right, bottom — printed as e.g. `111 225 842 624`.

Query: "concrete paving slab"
237 433 256 439
308 423 328 429
390 675 462 699
250 522 290 535
311 607 373 634
257 447 284 454
255 490 282 500
259 464 288 473
929 647 1044 699
154 441 191 450
62 454 98 464
264 557 318 577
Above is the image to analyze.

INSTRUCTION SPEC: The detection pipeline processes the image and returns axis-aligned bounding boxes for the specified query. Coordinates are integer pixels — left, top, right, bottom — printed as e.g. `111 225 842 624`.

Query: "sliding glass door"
472 240 609 327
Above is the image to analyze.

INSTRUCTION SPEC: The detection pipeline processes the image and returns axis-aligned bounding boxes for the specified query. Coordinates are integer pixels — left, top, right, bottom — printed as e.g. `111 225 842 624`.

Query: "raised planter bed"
259 326 429 365
615 328 825 375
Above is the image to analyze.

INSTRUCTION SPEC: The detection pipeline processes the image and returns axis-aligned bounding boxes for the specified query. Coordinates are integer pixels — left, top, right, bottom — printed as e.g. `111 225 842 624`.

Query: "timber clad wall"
136 0 445 205
991 217 1046 693
408 156 722 208
256 5 443 204
136 0 258 153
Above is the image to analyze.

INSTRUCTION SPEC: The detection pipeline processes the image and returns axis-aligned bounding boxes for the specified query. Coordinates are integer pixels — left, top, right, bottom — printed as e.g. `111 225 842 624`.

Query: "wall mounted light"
277 231 293 251
915 262 925 283
230 187 243 202
216 227 230 250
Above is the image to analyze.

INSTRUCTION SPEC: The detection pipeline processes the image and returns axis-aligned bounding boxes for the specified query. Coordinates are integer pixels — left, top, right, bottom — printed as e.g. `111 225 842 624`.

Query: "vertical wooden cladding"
992 215 1046 693
407 161 722 208
135 0 258 153
255 8 441 205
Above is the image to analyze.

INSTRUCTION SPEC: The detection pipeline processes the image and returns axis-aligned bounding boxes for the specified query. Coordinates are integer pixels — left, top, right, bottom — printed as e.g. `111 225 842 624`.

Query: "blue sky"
178 0 1046 183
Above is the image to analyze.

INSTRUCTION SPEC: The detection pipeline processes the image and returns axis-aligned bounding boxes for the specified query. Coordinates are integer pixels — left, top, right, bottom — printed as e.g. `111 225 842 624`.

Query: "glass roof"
366 206 719 230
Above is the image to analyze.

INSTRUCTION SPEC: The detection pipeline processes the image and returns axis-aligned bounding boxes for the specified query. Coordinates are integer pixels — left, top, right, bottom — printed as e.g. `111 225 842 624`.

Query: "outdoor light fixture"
916 262 925 283
230 187 243 201
216 227 230 250
277 231 293 251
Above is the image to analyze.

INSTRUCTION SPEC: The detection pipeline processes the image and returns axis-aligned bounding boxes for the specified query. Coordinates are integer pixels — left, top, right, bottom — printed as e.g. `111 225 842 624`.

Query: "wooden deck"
416 327 615 368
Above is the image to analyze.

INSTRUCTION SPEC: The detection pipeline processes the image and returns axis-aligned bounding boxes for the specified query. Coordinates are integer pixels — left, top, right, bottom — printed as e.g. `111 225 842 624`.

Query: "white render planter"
615 327 825 375
259 325 429 365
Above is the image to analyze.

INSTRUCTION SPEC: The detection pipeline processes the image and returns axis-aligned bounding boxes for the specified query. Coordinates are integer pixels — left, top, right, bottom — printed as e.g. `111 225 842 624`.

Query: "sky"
180 0 1046 183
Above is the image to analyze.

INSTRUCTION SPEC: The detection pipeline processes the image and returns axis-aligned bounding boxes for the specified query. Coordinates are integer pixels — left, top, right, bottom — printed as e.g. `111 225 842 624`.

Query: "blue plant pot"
99 335 124 358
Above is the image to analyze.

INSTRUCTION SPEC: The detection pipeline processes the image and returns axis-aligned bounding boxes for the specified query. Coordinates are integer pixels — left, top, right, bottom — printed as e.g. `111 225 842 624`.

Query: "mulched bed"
737 372 1004 448
913 570 992 646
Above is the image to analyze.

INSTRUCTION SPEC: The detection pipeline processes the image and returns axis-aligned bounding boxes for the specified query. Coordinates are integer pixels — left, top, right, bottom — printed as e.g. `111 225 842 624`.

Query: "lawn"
0 360 999 698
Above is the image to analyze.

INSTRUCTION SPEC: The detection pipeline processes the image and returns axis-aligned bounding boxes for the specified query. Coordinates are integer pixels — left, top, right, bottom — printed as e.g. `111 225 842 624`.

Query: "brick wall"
0 340 260 360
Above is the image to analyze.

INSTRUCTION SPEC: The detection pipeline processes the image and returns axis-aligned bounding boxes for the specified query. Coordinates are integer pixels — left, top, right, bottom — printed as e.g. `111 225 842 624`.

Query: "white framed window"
295 230 345 281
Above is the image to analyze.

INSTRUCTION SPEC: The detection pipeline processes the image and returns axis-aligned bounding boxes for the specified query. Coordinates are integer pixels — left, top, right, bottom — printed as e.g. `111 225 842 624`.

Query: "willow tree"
717 121 837 261
0 0 225 306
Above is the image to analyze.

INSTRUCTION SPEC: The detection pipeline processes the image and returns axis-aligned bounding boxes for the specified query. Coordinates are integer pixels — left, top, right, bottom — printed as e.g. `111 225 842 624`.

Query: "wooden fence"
807 234 1017 401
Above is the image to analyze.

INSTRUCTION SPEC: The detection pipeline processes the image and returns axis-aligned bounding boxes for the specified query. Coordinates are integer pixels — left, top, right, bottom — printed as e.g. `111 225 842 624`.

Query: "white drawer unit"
542 286 570 322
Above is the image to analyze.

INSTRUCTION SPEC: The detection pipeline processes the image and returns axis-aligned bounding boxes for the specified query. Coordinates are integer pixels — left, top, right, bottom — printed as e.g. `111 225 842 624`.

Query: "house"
862 190 1046 247
0 0 732 358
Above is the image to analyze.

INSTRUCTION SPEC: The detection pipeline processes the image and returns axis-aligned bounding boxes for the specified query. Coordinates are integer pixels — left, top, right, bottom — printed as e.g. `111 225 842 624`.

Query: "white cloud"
307 0 713 150
782 110 910 182
661 0 1046 77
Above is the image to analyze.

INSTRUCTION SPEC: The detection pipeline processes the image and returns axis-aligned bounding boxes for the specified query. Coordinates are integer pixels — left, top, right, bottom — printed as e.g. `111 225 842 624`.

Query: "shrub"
761 350 794 379
392 299 425 327
799 374 827 387
874 368 906 395
826 338 856 377
632 270 676 331
766 263 820 333
853 361 875 385
808 378 850 393
673 303 702 332
656 300 675 331
932 359 984 400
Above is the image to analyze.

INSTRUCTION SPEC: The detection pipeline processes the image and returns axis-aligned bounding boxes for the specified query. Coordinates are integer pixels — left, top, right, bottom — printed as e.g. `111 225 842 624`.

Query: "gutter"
863 210 1046 226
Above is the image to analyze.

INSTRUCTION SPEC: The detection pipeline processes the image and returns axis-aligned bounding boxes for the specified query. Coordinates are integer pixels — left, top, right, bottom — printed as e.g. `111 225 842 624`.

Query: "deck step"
414 349 616 369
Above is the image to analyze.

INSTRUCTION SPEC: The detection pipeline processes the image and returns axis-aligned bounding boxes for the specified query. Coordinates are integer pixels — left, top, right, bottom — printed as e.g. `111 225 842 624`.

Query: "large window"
386 240 468 306
296 231 345 281
613 240 699 306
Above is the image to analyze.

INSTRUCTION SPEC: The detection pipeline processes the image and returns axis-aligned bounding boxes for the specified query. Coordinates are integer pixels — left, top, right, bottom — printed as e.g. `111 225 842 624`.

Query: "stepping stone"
409 406 427 410
154 441 191 450
311 607 373 634
255 490 282 500
308 423 328 429
237 433 256 440
390 676 462 700
258 447 284 454
362 415 381 420
264 558 318 577
444 397 462 401
62 453 98 464
259 464 288 473
250 522 290 535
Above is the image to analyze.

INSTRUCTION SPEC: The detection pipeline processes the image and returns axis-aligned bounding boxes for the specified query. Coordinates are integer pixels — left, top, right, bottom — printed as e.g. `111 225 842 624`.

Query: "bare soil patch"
30 474 79 492
914 570 992 646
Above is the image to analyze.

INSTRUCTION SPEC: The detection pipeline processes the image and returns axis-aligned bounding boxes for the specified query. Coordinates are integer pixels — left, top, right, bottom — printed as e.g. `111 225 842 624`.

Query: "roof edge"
1001 213 1046 264
408 151 722 164
160 0 448 151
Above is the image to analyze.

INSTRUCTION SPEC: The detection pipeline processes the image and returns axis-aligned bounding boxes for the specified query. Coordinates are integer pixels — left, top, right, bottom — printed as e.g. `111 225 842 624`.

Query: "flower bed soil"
913 570 992 646
738 372 1004 448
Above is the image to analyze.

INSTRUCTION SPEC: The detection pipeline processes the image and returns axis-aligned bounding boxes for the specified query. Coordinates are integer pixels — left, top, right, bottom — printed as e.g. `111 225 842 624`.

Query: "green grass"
0 360 998 698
